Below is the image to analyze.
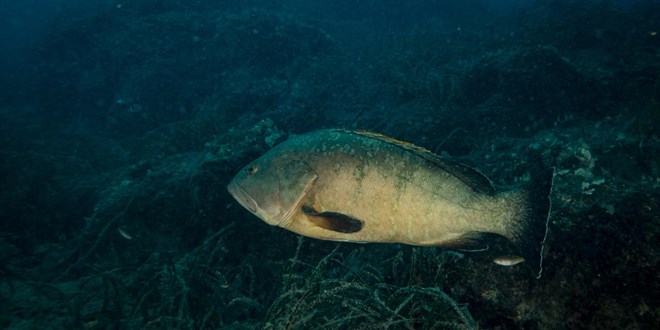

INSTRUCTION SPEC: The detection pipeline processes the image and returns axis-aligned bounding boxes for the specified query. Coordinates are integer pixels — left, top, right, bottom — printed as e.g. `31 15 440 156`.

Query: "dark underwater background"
1 0 658 329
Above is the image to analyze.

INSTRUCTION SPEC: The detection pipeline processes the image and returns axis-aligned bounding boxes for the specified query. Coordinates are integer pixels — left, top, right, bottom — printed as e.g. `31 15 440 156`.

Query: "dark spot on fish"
302 206 363 233
352 164 367 181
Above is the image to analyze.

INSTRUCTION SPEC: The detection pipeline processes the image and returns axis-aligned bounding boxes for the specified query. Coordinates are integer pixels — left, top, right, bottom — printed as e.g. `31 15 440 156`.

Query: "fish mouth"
227 180 258 214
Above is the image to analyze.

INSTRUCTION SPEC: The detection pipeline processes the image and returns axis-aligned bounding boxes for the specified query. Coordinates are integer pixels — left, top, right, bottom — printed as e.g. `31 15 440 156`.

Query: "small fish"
493 255 525 266
118 227 132 240
228 129 553 278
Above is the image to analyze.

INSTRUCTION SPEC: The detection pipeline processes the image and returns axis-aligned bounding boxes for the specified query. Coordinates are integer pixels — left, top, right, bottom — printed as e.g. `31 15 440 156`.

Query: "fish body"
493 255 526 266
228 129 553 277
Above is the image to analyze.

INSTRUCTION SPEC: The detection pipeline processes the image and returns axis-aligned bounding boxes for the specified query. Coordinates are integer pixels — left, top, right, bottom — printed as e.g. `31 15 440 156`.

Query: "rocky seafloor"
1 1 658 328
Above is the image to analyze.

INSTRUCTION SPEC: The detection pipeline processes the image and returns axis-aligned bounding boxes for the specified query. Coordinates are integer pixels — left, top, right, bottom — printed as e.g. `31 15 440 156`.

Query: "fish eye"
247 165 258 175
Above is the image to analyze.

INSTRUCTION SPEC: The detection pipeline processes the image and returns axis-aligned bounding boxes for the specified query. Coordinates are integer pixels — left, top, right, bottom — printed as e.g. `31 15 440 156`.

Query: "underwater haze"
1 0 658 329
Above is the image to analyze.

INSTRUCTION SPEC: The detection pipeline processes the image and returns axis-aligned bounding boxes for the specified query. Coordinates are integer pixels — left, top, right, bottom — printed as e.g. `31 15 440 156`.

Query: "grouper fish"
227 129 553 278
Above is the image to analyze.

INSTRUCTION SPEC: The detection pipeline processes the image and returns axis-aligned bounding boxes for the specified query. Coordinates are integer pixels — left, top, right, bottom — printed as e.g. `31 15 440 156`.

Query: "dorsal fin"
343 129 495 195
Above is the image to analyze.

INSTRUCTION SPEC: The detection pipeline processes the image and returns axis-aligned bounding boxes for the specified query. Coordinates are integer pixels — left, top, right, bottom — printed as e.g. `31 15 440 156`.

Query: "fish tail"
510 167 555 279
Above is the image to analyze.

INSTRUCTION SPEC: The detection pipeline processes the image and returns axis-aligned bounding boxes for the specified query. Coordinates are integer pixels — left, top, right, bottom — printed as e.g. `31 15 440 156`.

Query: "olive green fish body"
228 129 553 278
284 131 511 244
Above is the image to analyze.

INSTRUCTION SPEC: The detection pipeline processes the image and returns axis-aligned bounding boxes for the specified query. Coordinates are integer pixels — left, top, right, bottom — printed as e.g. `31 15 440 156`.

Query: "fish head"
228 153 317 227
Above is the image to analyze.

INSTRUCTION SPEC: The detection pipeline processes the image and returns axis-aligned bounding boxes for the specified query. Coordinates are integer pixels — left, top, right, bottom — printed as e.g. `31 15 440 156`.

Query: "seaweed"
265 239 476 329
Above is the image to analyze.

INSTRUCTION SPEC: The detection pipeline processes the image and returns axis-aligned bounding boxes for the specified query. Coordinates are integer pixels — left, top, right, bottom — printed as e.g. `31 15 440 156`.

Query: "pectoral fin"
302 206 363 233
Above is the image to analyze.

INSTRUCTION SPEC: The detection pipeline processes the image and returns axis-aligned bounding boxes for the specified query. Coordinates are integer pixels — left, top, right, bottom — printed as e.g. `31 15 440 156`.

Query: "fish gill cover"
0 0 658 329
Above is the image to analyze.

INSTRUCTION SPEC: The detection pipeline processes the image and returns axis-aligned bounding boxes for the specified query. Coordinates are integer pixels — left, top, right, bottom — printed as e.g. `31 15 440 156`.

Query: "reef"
0 1 658 328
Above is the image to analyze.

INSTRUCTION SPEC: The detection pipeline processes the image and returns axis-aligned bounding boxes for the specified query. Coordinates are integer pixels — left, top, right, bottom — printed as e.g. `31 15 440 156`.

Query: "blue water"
1 1 658 328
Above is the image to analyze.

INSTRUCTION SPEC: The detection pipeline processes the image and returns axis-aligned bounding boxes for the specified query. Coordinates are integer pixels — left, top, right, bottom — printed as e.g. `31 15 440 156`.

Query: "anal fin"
437 231 490 251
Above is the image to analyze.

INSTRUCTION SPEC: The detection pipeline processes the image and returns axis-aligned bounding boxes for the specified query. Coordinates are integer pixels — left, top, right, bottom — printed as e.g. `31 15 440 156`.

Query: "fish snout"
227 180 258 214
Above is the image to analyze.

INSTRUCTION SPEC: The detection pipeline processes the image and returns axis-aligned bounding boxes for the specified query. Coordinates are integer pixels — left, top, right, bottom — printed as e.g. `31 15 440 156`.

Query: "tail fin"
510 167 555 279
